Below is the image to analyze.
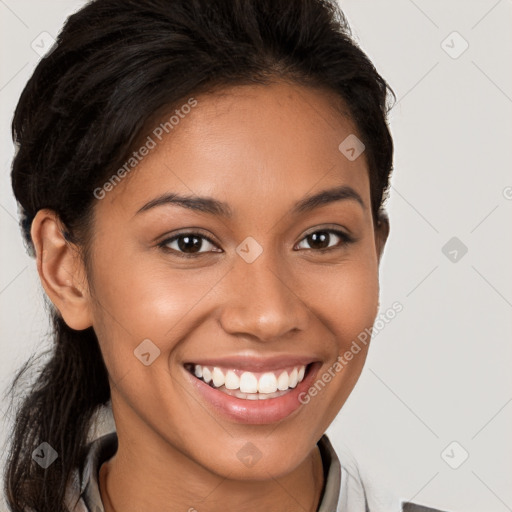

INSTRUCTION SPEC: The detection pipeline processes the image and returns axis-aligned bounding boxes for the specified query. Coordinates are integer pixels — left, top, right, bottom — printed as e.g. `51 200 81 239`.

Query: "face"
83 81 387 480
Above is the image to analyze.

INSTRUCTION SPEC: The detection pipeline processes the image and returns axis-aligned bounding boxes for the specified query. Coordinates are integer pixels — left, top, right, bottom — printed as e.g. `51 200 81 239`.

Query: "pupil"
178 235 202 253
308 231 329 249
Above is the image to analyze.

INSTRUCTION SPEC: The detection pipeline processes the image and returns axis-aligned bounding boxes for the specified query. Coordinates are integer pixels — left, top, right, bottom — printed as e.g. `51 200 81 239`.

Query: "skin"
32 81 389 512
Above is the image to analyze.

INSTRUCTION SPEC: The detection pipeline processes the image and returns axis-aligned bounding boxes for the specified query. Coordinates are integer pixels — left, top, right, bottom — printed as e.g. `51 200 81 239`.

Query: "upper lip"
184 354 320 372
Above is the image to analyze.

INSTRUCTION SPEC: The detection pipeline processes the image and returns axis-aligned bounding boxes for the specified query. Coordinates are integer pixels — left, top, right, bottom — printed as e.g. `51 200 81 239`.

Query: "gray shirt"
63 432 446 512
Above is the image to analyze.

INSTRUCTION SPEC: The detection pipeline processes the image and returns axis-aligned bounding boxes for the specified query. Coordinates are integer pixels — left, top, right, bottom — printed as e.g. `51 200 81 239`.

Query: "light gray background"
1 1 511 511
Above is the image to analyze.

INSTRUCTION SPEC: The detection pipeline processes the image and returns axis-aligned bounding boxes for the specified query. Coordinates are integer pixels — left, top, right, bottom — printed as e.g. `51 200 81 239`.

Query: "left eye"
295 229 353 251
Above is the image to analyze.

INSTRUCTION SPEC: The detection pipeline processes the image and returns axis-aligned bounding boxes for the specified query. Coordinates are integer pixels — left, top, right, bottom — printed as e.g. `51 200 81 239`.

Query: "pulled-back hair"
4 0 394 510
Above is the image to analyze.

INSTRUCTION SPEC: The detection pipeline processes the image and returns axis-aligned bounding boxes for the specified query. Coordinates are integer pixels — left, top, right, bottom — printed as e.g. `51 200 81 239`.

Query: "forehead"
95 81 370 219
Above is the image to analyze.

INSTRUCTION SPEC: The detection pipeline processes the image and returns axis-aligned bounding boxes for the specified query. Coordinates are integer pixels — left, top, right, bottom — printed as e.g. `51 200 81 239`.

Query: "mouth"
183 362 312 400
182 360 322 424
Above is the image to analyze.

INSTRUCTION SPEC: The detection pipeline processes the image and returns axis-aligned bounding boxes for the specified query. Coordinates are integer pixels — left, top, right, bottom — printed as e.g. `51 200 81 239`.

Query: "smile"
184 363 307 400
183 360 321 424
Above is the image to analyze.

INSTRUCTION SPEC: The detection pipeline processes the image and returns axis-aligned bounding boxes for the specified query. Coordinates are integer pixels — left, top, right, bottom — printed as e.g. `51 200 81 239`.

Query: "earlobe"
31 209 93 330
375 209 390 263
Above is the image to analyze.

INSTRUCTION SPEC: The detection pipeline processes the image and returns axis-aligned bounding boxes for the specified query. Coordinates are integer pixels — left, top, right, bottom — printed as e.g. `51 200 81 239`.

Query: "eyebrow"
135 185 365 218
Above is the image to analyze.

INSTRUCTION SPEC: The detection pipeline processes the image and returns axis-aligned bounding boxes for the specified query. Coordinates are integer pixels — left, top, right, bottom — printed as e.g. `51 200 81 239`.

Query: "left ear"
374 209 390 264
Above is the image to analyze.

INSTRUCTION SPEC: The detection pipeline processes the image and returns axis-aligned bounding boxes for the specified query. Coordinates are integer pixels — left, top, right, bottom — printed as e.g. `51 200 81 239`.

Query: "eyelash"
157 228 355 259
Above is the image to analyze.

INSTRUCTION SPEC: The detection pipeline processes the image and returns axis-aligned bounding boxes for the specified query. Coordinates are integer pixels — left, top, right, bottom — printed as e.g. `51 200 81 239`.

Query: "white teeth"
277 371 289 391
239 372 258 393
212 367 225 388
227 388 292 400
289 368 298 388
202 367 212 384
190 363 309 396
258 372 277 394
224 370 240 390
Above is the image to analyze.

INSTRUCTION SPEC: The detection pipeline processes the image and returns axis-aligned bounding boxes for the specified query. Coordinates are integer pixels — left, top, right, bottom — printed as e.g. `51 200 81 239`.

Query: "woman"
3 0 448 511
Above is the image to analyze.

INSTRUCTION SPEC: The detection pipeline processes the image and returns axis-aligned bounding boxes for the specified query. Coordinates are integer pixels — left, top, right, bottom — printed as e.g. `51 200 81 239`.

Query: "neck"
99 436 325 512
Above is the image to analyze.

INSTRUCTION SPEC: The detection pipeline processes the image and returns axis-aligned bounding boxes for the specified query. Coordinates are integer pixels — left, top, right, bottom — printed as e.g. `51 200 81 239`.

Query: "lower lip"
183 362 322 425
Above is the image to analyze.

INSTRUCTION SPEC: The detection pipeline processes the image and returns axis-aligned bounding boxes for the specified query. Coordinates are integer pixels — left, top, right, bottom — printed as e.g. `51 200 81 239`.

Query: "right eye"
158 232 223 258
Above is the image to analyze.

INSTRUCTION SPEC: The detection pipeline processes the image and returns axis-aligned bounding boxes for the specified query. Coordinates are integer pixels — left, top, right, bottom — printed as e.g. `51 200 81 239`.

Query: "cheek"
301 256 380 346
88 255 227 366
293 257 379 430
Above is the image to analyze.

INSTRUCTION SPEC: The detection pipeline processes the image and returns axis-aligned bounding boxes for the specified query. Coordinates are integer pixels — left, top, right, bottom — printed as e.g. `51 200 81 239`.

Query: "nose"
218 250 310 342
